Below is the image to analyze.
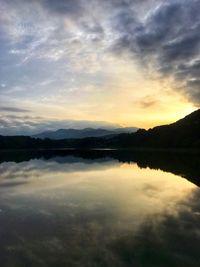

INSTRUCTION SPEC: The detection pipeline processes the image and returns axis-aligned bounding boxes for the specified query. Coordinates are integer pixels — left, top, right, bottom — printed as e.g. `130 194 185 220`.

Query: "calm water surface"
0 150 200 267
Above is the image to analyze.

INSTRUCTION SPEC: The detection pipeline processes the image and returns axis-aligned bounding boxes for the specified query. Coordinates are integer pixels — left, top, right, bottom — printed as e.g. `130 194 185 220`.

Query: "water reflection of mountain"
0 149 200 267
0 149 200 186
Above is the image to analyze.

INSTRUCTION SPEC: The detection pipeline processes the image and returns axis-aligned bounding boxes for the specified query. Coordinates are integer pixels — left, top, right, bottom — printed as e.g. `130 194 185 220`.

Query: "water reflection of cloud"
110 187 200 267
0 155 199 266
0 157 119 184
0 187 199 267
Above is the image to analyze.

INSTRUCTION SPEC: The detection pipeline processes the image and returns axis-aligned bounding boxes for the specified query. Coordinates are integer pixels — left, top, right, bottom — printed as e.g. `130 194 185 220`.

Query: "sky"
0 0 199 135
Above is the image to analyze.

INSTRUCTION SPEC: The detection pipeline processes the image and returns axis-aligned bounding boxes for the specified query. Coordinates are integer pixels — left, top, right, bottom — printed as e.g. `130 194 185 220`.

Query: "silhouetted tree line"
0 109 200 150
0 149 200 187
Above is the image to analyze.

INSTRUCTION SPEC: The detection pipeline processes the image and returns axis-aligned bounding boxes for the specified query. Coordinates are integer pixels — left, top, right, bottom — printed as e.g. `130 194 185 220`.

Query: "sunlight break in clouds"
0 0 199 134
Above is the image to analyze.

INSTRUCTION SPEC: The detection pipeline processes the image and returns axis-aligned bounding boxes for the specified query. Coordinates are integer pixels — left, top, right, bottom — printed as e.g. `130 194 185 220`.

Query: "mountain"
32 127 137 140
0 109 200 150
58 108 200 149
0 149 200 186
142 108 200 148
106 109 200 148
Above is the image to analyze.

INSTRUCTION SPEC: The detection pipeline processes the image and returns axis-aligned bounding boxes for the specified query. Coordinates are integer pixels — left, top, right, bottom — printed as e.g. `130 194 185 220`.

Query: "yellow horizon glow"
10 56 198 130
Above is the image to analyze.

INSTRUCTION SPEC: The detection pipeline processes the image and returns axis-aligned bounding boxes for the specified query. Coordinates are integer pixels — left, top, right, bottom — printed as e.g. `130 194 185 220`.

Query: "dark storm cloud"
112 0 200 104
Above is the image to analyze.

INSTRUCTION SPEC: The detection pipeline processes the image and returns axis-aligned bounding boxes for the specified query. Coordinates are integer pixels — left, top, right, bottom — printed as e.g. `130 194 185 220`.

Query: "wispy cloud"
0 0 199 132
0 106 30 113
0 113 120 135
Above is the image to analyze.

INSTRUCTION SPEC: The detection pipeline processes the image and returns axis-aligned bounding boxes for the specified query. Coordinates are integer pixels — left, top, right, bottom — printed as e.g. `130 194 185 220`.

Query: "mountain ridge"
32 127 138 140
0 109 199 150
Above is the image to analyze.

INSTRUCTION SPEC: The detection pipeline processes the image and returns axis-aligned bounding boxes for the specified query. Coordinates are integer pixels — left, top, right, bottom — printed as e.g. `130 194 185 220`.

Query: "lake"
0 150 200 267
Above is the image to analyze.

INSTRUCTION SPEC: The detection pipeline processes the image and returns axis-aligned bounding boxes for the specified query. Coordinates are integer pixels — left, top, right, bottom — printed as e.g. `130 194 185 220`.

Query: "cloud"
42 0 84 16
0 106 30 113
139 96 159 109
111 0 200 104
0 0 200 130
0 114 120 135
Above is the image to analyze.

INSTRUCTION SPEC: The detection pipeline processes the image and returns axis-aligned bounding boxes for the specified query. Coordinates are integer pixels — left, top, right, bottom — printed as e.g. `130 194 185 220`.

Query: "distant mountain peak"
32 127 138 140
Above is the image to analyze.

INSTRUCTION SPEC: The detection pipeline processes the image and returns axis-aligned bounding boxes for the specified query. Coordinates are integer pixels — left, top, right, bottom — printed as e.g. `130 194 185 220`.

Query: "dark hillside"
0 109 200 149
